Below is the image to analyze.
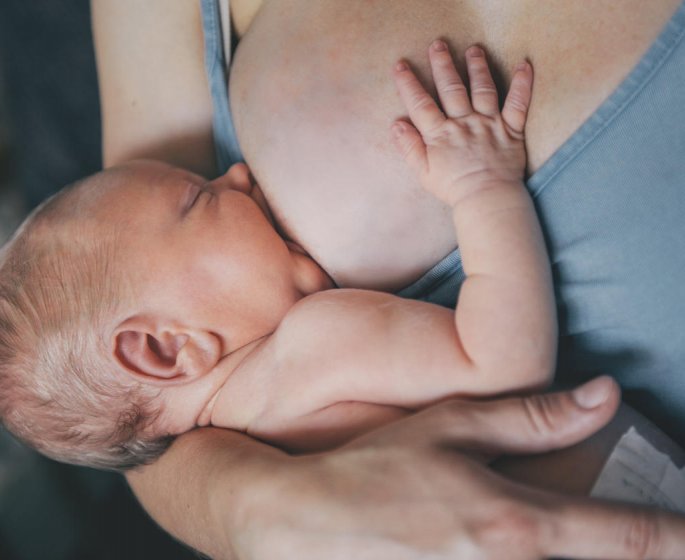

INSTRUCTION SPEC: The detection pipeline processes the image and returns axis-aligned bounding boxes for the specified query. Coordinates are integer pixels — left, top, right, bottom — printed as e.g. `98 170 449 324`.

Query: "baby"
0 44 555 470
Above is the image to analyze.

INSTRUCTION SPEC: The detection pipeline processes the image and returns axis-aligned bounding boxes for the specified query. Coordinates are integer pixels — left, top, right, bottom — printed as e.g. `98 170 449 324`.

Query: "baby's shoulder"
279 289 402 334
271 288 417 364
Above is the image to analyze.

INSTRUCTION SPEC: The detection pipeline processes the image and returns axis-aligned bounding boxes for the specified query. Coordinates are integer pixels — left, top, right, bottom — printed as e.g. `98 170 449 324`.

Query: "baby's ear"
112 316 222 386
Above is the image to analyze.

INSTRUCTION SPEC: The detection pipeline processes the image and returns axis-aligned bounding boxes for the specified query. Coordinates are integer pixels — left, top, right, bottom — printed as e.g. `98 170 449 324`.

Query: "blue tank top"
201 0 685 442
528 3 685 442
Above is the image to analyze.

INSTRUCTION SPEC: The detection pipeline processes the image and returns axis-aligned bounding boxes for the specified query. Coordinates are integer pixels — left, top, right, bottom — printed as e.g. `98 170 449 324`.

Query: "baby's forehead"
62 162 184 216
30 177 107 235
23 170 127 246
28 161 201 243
99 161 204 204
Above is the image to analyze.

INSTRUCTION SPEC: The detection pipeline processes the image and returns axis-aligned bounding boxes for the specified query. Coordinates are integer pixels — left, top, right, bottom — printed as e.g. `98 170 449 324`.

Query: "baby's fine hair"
0 173 172 471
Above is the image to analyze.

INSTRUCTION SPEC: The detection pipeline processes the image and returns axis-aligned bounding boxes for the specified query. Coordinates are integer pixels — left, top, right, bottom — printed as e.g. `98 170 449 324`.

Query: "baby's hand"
392 42 533 208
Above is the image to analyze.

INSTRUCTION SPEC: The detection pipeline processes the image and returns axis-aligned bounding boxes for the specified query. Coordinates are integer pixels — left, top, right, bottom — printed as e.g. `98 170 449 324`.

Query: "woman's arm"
91 0 217 176
129 379 685 559
126 428 281 558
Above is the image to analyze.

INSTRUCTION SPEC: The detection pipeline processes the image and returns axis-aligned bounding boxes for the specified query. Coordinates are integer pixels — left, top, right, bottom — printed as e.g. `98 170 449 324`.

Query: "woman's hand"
392 42 533 208
210 377 685 560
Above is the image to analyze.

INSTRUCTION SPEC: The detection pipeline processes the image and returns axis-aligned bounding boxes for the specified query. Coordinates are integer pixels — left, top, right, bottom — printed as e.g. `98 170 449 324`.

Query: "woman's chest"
230 0 681 289
235 0 678 167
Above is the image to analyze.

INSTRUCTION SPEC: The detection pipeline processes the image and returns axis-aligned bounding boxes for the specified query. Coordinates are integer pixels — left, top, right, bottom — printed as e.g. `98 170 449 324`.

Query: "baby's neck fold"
199 335 272 430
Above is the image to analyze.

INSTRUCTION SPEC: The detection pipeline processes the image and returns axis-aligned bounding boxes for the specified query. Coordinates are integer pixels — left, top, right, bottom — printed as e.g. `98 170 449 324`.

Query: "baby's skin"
110 44 555 452
0 44 553 460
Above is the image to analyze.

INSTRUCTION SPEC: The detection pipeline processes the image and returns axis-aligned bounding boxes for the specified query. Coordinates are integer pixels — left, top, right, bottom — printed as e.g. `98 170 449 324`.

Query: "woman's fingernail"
572 376 613 409
396 61 409 72
432 40 447 52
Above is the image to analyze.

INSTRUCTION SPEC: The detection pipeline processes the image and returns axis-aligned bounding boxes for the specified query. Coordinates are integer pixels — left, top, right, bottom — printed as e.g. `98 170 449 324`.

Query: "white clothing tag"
591 427 685 513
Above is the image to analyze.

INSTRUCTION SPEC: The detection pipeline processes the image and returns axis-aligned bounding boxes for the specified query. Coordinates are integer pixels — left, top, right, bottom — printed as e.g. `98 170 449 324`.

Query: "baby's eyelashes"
180 182 203 216
181 182 217 217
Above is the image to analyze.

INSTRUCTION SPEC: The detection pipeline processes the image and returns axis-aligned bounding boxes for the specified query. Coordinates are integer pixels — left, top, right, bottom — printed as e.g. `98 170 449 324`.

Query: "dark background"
0 1 200 558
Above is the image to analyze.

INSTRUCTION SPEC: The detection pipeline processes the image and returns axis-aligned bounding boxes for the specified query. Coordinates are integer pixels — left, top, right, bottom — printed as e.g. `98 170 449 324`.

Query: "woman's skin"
230 0 683 291
127 380 685 560
496 403 685 496
92 0 685 557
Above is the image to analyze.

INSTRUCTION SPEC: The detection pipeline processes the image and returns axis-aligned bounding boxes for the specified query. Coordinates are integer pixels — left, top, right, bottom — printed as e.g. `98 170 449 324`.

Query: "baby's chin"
290 249 336 294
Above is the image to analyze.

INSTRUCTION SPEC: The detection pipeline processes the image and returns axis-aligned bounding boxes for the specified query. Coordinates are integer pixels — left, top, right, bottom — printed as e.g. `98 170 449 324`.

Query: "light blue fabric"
200 0 244 171
397 249 464 308
201 0 685 442
529 2 685 442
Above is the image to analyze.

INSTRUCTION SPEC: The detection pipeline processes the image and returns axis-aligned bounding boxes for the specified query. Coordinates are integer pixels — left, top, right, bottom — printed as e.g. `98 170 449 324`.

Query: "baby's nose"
215 163 253 193
229 163 252 186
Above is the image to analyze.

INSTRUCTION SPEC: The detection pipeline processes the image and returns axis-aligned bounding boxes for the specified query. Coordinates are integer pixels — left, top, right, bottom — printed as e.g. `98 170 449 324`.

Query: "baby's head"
0 165 170 470
0 160 325 471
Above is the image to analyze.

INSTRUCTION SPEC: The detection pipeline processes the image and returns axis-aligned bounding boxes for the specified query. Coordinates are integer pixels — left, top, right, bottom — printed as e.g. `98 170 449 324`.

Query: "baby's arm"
245 45 556 449
246 288 544 450
392 43 557 387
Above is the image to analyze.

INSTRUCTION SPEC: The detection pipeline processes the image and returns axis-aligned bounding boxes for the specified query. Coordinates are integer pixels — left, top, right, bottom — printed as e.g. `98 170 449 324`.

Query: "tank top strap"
200 0 244 172
219 0 232 67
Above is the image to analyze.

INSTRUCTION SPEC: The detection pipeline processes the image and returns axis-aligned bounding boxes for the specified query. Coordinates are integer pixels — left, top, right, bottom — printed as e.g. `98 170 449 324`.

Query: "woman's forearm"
91 0 217 176
127 382 685 560
127 428 287 560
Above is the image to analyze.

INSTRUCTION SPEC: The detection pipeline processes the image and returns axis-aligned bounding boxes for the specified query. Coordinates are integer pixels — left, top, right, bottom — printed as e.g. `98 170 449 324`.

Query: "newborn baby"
0 45 555 470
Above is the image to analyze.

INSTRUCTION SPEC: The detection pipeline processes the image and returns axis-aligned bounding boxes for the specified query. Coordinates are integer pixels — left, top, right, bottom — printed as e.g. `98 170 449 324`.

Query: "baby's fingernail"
392 122 405 138
432 40 447 52
396 61 409 72
467 45 484 57
516 62 529 72
572 376 614 409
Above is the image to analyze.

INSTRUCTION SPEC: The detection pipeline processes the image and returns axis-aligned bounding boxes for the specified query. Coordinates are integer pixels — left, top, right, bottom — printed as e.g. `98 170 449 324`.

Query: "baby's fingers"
465 46 499 116
391 120 427 177
394 61 445 135
502 62 533 135
428 40 471 118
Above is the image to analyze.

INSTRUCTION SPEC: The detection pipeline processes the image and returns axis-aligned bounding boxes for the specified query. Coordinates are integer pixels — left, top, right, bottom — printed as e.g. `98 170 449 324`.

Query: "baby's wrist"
447 176 528 212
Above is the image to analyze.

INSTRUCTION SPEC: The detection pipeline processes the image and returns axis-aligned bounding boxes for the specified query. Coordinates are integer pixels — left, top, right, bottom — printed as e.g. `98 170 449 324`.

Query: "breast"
230 2 467 290
229 0 680 290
